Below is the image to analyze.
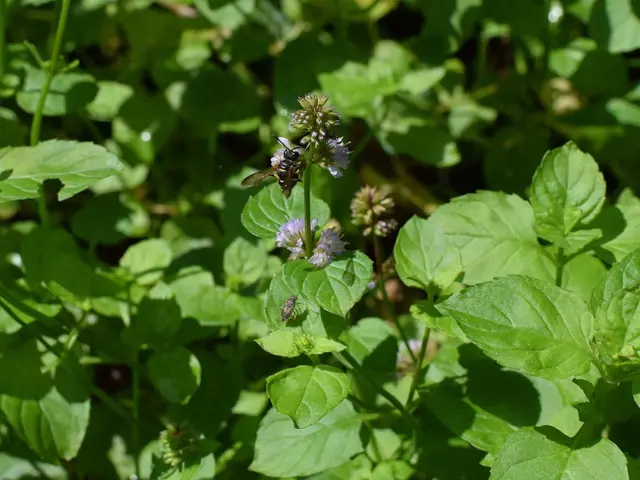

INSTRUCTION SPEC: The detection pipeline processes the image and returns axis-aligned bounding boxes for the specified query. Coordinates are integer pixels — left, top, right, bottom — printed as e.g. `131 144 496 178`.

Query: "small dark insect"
241 137 304 199
281 295 297 322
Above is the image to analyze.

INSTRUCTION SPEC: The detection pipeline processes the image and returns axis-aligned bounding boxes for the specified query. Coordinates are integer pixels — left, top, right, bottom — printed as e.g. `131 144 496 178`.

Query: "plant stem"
555 248 565 287
407 328 430 406
0 297 130 421
30 0 71 228
303 156 313 258
334 350 416 424
372 234 416 363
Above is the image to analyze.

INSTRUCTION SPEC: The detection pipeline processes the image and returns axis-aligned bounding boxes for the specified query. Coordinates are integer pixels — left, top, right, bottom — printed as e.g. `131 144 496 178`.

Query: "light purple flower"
308 227 347 268
326 137 350 178
276 218 318 258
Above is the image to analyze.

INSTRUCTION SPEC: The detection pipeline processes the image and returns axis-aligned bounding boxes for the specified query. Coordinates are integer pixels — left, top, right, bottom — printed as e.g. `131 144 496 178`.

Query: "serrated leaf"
562 253 606 302
250 400 363 477
256 330 346 357
344 317 397 373
590 248 640 312
223 237 267 287
595 189 640 262
394 215 461 295
410 300 467 341
429 191 555 285
0 340 90 462
490 428 628 480
438 276 595 379
266 365 350 428
530 142 605 249
264 251 373 324
0 140 122 202
147 347 201 404
120 239 173 285
241 183 331 239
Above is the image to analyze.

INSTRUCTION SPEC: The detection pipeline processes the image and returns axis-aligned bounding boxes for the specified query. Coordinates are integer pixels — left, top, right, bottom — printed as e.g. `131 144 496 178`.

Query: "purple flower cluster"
276 218 347 268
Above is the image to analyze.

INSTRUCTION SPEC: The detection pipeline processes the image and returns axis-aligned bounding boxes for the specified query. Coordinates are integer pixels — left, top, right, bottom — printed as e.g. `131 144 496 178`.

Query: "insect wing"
241 169 275 187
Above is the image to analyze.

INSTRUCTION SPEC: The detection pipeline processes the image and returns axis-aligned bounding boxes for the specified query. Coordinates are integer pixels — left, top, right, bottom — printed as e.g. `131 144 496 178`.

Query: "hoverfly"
281 295 297 323
241 137 304 199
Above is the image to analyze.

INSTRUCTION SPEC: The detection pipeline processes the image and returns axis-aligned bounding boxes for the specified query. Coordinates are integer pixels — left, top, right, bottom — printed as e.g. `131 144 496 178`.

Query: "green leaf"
266 365 350 428
344 317 397 374
562 253 607 302
590 248 640 312
264 251 373 325
530 142 605 249
0 107 26 148
438 276 595 379
256 330 346 357
16 66 98 116
592 288 640 361
490 428 628 480
410 300 467 341
0 340 90 462
170 267 242 326
421 384 518 457
71 192 150 245
120 239 173 285
85 81 134 121
223 237 267 287
147 346 202 404
241 183 331 240
131 283 182 349
0 140 122 202
394 215 462 295
429 191 555 284
250 400 363 477
595 189 640 262
590 0 640 53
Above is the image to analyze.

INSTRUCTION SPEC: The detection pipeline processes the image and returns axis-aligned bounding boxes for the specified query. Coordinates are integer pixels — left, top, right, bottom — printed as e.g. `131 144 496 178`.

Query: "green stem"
555 248 565 287
0 297 130 421
334 350 416 425
131 356 140 478
30 0 71 228
407 328 430 406
303 156 313 258
372 234 416 363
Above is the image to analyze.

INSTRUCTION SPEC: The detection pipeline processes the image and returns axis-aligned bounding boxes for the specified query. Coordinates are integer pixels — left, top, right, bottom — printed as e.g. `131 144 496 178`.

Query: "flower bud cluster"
159 421 202 468
351 185 398 237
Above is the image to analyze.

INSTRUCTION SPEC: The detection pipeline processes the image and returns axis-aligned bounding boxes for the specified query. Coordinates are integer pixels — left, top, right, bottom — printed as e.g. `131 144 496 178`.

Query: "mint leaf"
0 341 90 462
530 142 605 249
590 0 640 53
265 251 373 323
223 237 267 288
593 288 640 361
591 248 640 312
170 267 241 326
241 183 331 239
439 276 595 379
596 189 640 262
490 428 628 479
120 239 173 285
256 330 346 357
16 67 98 116
147 346 202 404
410 300 467 341
394 215 461 295
250 400 363 477
429 191 554 285
266 365 350 428
0 140 122 202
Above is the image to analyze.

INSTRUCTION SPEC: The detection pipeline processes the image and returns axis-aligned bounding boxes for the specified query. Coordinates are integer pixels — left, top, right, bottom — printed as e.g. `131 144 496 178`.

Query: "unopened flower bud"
290 93 341 142
351 185 397 237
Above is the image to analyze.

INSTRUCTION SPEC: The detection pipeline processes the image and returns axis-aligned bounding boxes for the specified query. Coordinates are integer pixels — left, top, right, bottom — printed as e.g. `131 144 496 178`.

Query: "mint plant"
3 0 640 478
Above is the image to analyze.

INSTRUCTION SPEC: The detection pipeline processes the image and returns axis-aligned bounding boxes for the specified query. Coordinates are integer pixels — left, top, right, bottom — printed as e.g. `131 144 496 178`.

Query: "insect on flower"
241 137 304 198
281 295 297 322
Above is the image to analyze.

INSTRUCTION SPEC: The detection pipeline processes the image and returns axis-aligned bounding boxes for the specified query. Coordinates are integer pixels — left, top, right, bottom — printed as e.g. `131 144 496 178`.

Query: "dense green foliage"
3 0 640 479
